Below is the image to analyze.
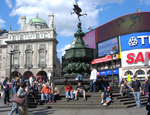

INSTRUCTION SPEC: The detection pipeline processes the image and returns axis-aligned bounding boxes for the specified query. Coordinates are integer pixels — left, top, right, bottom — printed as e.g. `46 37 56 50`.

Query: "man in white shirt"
89 66 97 92
47 71 52 86
29 76 34 86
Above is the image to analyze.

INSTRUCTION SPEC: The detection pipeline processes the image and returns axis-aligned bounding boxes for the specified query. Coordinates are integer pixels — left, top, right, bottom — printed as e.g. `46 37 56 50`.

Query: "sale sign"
121 49 150 67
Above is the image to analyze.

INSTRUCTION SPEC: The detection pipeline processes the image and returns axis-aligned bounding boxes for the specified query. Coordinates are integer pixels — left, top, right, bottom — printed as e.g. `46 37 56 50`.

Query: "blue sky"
0 0 150 61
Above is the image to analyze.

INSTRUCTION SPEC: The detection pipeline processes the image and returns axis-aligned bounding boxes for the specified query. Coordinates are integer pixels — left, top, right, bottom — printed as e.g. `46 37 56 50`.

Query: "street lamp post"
9 46 13 82
110 50 114 86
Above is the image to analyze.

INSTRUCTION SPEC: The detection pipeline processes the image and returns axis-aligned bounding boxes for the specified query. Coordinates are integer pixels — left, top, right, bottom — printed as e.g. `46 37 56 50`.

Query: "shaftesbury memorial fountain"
63 3 94 77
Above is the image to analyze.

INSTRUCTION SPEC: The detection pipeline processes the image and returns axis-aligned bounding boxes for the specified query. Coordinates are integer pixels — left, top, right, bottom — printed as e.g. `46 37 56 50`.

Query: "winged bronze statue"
71 3 87 22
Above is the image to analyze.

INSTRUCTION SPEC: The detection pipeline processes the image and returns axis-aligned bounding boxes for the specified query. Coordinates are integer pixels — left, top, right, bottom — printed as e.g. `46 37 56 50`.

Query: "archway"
23 71 33 80
135 70 145 75
124 70 133 76
11 71 21 78
36 71 47 81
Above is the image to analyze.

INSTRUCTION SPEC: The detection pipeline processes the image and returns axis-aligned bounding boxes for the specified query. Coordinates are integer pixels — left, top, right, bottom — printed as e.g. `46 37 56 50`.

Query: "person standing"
17 81 28 115
29 76 34 86
3 77 11 105
47 71 52 86
89 66 97 92
8 81 20 115
131 75 142 108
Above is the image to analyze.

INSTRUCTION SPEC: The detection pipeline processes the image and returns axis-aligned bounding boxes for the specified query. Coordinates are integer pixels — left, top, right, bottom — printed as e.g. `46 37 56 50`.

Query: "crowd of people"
0 66 150 115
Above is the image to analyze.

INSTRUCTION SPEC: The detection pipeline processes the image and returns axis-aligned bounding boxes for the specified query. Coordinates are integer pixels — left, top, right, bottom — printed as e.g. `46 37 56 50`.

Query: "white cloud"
0 18 6 28
5 0 12 8
139 0 150 5
57 44 71 56
8 0 124 36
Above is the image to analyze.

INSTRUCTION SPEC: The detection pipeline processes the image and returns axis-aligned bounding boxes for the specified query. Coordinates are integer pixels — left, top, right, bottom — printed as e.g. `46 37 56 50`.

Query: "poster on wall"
98 37 119 57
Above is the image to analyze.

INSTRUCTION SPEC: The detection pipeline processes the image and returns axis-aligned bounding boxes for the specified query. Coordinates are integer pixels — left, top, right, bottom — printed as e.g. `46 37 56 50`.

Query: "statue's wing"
74 4 82 13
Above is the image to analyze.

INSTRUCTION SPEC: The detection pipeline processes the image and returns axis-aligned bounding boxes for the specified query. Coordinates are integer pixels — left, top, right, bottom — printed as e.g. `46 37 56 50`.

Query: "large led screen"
98 37 119 57
83 30 96 49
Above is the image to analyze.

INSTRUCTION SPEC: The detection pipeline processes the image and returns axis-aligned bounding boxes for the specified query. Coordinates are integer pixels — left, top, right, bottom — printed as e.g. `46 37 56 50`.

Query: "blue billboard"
99 69 119 76
120 32 150 51
98 37 119 57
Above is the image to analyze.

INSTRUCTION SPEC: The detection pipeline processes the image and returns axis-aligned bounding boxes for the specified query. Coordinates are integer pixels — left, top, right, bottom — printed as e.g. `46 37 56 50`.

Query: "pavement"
0 99 147 115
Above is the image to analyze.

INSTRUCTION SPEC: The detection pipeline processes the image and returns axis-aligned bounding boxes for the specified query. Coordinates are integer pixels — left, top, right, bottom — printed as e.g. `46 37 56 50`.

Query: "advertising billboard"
120 32 150 51
96 12 150 43
121 49 150 68
83 30 96 49
98 37 119 57
99 69 119 76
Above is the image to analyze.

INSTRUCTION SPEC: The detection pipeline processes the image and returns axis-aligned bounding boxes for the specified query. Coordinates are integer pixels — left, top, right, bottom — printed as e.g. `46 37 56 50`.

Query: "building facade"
0 13 61 82
84 11 150 81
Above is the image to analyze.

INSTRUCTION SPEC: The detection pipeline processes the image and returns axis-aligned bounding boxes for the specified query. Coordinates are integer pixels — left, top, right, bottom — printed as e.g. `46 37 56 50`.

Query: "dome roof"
28 14 48 26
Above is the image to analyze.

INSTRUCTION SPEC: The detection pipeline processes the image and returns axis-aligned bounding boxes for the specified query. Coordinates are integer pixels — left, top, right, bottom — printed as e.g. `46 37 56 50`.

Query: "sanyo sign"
121 49 150 68
120 32 150 51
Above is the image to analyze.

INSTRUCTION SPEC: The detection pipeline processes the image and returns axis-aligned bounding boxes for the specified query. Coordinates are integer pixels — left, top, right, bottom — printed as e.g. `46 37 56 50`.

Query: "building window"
39 51 45 66
135 70 145 75
0 63 1 69
0 40 2 44
0 49 2 53
14 46 19 50
124 71 133 76
40 44 45 49
13 36 16 40
36 34 39 39
0 55 1 61
44 33 48 38
20 35 23 40
26 52 32 67
13 52 18 66
26 45 32 50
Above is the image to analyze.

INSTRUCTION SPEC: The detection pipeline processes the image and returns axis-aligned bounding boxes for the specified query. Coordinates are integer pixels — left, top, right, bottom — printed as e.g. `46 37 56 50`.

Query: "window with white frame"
20 35 23 40
26 52 32 67
39 51 45 66
13 36 16 40
40 44 45 49
44 33 48 38
36 34 39 39
13 52 18 66
26 45 32 50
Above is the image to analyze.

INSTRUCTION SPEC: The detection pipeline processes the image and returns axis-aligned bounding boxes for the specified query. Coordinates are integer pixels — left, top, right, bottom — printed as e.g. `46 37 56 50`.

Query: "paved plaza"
0 100 147 115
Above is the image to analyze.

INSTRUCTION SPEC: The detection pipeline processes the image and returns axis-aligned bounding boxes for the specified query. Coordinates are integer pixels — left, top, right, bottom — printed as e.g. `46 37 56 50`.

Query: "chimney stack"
48 13 54 28
137 8 140 12
21 16 26 30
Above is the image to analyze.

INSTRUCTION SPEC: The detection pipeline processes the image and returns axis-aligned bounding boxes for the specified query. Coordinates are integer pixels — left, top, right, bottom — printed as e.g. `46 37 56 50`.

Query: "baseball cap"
107 86 111 89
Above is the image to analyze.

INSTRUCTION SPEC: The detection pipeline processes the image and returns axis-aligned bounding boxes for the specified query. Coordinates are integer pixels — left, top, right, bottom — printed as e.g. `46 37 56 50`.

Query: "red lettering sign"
126 52 150 64
126 53 135 64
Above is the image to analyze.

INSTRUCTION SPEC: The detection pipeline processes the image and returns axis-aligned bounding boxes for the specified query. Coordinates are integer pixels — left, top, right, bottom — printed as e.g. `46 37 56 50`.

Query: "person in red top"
65 82 74 102
41 83 51 102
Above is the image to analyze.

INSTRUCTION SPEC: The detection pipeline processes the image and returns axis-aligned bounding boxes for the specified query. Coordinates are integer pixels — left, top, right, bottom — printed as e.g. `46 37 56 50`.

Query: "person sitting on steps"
120 81 131 97
65 82 74 102
74 82 86 101
101 86 112 106
41 83 51 103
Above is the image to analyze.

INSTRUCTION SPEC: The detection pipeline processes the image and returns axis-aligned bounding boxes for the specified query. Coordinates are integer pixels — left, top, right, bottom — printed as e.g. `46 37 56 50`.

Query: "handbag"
13 94 26 105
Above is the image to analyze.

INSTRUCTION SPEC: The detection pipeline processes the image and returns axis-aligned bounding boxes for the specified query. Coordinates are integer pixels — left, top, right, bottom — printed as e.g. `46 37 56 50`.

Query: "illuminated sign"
120 32 150 51
91 55 117 64
98 37 119 57
121 49 150 67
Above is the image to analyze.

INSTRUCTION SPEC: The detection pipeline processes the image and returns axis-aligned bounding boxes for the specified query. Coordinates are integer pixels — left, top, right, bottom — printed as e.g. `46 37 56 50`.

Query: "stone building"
0 13 61 82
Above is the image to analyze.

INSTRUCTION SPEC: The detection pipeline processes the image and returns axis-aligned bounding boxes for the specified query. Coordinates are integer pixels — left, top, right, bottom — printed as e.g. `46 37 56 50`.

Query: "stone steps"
28 88 148 109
